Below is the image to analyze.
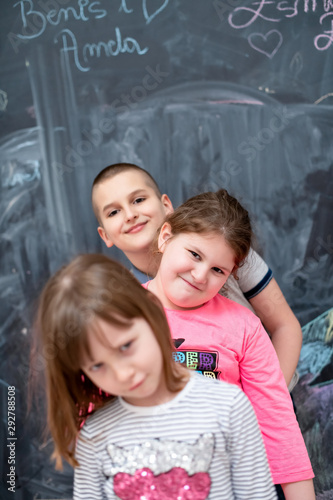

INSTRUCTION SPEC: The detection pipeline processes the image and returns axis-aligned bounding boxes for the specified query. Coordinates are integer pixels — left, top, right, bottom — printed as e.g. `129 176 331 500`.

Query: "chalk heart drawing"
143 0 169 24
248 30 283 59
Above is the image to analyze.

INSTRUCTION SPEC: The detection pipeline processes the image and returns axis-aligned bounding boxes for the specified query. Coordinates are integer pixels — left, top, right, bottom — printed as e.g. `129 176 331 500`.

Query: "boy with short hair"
92 163 173 278
92 163 302 390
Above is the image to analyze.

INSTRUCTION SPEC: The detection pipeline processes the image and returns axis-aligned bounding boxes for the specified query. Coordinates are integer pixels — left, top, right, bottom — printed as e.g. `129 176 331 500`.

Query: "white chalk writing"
227 0 333 54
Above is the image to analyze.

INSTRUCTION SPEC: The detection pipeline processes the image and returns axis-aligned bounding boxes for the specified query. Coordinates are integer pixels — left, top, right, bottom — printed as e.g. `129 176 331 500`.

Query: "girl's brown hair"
163 189 252 275
33 254 185 469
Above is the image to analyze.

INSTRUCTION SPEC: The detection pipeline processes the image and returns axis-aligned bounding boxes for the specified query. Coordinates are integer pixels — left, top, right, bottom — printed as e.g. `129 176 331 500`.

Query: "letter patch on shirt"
172 342 220 379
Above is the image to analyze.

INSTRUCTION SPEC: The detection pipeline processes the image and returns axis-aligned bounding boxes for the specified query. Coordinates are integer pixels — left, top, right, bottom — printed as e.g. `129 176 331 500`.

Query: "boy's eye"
108 209 119 217
133 197 145 204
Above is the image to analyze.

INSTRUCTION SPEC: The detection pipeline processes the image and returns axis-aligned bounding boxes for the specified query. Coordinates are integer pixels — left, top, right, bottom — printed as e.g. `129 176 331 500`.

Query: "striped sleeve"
73 431 106 500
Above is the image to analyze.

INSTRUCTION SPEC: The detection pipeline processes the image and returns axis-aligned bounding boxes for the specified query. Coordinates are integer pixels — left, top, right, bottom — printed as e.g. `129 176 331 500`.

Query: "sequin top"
74 374 277 500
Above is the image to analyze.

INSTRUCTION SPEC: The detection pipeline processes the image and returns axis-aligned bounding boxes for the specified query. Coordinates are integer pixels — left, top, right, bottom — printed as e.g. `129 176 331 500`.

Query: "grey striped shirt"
74 374 277 499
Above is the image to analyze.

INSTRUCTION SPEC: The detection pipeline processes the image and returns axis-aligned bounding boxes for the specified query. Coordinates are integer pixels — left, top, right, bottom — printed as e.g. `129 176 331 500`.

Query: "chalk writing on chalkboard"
0 89 8 111
248 30 283 59
10 0 170 71
213 0 333 56
53 28 149 72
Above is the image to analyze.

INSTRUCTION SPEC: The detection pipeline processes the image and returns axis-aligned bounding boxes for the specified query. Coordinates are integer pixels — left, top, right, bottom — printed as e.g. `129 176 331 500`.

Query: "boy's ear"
97 226 114 248
158 222 173 253
161 194 174 215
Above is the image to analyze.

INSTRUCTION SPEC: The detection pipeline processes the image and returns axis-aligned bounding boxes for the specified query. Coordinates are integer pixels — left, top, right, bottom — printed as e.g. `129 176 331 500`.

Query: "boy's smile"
125 221 148 234
93 171 173 267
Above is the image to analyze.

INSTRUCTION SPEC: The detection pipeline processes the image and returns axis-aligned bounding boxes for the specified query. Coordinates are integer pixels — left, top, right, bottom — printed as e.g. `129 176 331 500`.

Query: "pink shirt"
143 283 313 485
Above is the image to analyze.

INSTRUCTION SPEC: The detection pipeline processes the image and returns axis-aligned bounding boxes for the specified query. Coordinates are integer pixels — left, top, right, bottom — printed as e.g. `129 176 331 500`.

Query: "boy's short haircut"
91 163 162 222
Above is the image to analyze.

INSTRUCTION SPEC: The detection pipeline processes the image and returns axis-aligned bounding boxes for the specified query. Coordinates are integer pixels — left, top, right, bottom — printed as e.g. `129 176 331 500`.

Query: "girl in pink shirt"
146 189 315 500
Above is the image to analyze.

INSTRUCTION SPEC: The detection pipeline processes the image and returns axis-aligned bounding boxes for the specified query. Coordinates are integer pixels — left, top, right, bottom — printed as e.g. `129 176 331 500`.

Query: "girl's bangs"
77 311 135 365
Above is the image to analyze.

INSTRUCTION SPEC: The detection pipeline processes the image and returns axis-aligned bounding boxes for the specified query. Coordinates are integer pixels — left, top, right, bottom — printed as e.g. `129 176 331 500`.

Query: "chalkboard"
1 1 333 498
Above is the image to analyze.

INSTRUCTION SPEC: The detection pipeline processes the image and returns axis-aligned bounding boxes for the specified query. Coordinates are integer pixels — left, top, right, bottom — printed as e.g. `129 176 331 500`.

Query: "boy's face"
93 170 173 258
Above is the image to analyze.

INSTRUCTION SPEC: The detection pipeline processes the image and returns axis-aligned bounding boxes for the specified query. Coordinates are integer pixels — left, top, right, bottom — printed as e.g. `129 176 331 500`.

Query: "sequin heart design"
248 30 283 59
143 0 169 25
114 467 211 500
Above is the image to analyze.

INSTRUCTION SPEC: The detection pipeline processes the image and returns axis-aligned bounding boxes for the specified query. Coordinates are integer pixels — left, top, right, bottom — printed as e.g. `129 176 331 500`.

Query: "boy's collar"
130 266 152 284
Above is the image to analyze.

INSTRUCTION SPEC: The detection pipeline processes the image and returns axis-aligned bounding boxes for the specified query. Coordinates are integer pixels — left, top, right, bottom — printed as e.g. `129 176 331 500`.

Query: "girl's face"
154 224 236 310
81 317 172 406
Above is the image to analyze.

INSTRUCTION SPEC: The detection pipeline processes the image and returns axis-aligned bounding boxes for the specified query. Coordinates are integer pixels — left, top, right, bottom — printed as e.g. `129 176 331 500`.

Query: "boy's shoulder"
236 248 273 298
131 267 151 284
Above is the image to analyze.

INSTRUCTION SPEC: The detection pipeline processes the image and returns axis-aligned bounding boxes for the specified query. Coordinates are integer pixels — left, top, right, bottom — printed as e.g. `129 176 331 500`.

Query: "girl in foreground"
146 189 315 500
34 254 277 500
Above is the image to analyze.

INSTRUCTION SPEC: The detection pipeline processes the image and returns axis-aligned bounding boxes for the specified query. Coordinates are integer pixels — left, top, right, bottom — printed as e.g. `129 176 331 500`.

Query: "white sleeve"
226 390 277 499
236 248 273 299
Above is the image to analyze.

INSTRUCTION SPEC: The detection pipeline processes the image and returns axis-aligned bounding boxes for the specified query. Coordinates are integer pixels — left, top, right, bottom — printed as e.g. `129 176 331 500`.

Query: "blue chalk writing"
13 0 107 40
143 0 169 24
55 28 148 72
3 163 40 188
119 0 133 14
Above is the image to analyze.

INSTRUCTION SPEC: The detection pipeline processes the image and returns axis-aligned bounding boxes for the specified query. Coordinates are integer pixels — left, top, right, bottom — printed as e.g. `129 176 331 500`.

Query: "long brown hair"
33 254 185 469
163 189 252 275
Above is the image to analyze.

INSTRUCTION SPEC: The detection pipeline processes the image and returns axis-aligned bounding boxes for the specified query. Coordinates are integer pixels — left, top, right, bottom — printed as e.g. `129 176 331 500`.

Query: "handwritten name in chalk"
55 27 148 72
226 0 333 53
228 0 332 30
13 0 171 42
315 12 333 50
13 0 107 40
117 0 170 24
228 0 280 29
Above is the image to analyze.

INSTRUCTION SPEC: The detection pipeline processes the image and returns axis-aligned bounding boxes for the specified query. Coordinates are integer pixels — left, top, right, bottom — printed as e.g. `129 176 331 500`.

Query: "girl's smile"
179 276 202 291
149 224 236 311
